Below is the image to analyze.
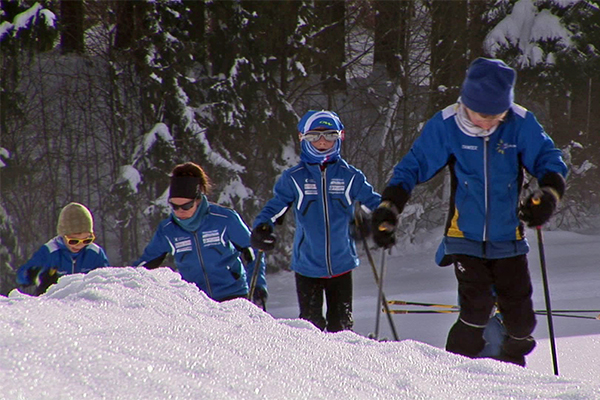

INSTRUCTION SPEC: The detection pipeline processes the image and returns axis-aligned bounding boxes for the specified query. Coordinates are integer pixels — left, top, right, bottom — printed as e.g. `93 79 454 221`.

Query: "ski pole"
535 312 600 320
374 248 387 340
354 204 399 341
536 225 559 376
387 300 459 309
387 309 599 320
386 309 459 315
363 240 400 340
387 300 599 315
248 250 263 302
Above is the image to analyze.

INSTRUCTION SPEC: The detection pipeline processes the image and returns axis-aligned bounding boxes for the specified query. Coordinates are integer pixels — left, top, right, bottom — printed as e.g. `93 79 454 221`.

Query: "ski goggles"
64 234 95 246
169 199 196 211
301 129 342 142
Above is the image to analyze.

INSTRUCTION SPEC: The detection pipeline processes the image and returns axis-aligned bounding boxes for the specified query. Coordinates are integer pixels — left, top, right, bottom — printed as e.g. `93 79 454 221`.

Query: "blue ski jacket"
389 103 567 259
17 236 109 285
253 158 381 278
134 203 266 302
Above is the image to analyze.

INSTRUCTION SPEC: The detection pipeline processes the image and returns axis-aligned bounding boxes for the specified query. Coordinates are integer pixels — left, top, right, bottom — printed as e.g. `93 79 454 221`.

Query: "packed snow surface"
2 263 599 399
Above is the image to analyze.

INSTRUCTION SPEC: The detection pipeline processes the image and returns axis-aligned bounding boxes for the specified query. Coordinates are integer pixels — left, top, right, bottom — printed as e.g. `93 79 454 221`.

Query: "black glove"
371 202 398 248
518 188 559 227
350 204 371 241
250 223 276 251
21 267 60 296
17 266 53 287
33 267 60 296
25 267 41 286
371 185 410 248
251 286 268 311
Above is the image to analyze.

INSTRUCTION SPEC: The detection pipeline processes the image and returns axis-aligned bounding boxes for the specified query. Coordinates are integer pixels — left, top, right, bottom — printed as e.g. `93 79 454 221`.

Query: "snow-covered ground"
269 227 600 381
1 228 599 399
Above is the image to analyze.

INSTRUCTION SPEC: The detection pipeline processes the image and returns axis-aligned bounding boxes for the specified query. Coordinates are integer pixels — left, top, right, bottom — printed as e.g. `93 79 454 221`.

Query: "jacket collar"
455 101 498 138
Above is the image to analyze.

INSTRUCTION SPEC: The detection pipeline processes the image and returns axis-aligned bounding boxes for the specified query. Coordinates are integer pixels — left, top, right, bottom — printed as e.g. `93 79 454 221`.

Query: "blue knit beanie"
460 58 516 115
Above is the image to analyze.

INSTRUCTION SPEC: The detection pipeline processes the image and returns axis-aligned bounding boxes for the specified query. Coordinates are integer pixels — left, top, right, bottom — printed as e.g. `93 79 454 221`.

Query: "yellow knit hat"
57 202 94 236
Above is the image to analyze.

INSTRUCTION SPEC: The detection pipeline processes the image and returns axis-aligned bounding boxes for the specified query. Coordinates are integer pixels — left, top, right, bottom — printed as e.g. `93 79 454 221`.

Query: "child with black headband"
134 162 267 307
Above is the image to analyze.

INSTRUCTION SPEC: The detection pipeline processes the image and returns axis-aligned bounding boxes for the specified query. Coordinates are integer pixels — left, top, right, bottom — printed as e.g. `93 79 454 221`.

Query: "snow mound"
2 267 598 399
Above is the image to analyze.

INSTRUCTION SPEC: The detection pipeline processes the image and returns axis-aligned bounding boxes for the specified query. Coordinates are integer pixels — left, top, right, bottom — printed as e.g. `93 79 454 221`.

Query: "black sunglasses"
169 199 196 211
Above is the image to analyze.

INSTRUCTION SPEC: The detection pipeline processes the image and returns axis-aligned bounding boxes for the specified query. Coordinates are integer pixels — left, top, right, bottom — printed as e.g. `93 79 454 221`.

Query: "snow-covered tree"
483 0 600 223
0 148 20 295
0 1 59 264
2 0 598 272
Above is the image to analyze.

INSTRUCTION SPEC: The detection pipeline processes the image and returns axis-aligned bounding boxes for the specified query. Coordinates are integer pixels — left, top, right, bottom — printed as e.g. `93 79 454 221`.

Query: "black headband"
169 176 200 199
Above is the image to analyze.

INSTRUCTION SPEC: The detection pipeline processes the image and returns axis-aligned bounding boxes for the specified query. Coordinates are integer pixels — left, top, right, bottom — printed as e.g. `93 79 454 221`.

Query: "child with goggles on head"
251 110 381 332
16 202 110 295
134 162 268 308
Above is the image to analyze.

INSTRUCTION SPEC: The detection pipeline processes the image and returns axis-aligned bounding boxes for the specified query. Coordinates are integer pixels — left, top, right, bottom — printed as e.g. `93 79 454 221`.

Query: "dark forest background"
1 0 599 295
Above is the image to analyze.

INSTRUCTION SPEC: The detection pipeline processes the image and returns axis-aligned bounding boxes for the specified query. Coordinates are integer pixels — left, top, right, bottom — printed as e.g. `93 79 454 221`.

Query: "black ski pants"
446 254 536 357
295 271 353 333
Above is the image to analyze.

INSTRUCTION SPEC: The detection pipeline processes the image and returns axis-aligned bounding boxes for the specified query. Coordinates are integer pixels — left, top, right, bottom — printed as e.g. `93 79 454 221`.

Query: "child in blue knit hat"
371 58 568 366
250 110 381 332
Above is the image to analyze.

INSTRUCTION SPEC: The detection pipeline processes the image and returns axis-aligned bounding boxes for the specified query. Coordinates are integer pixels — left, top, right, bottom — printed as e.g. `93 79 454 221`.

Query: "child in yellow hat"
16 202 110 295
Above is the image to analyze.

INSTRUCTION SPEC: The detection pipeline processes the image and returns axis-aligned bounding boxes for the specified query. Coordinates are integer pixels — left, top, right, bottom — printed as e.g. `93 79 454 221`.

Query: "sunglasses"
302 130 341 142
169 199 196 211
64 234 95 246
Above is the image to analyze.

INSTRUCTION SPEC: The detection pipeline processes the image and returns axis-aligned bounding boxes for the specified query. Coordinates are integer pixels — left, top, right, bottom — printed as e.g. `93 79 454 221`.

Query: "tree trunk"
208 2 238 76
429 0 468 114
314 1 346 93
373 0 409 78
60 0 85 54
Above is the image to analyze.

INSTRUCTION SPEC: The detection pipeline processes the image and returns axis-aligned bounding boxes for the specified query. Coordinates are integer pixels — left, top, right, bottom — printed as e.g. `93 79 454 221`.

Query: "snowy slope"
2 262 599 400
268 228 600 381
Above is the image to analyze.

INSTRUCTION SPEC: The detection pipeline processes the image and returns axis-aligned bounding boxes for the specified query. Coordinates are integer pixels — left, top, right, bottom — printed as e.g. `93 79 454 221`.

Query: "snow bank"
2 267 598 399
